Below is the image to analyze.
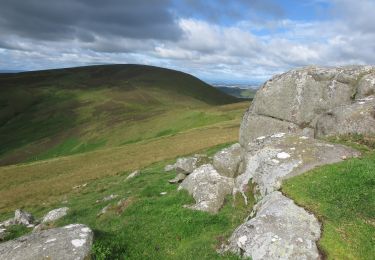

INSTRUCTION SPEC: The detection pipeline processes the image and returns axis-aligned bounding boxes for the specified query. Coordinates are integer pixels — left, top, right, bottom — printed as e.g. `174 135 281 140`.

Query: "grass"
0 64 242 166
283 136 375 259
0 145 254 259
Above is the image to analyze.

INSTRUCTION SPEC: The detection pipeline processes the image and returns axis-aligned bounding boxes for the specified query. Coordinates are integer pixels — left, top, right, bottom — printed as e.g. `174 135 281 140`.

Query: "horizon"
0 1 374 82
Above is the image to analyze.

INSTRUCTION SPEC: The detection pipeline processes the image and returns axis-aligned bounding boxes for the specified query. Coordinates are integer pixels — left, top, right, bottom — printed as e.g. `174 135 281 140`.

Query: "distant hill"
0 64 242 165
216 86 257 99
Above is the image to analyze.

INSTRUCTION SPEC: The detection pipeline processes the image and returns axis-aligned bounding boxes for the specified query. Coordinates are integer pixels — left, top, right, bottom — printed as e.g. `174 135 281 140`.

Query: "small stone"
126 170 140 180
42 207 69 224
168 173 186 184
164 164 175 172
271 133 285 138
160 192 167 195
14 209 34 226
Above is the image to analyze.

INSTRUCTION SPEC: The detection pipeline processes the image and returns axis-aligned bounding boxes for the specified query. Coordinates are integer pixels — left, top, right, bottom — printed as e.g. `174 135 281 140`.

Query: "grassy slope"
0 64 240 165
283 136 375 259
0 145 255 259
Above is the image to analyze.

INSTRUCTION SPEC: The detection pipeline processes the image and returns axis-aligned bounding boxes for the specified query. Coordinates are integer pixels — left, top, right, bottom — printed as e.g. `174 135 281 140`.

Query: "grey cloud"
0 0 182 43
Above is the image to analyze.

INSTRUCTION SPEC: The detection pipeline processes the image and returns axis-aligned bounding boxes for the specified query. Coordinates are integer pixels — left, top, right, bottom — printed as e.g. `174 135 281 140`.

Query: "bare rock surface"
316 96 375 137
168 173 186 184
41 207 69 224
240 65 375 146
0 224 93 260
14 209 34 226
235 133 360 198
213 143 243 178
222 191 321 260
179 164 234 213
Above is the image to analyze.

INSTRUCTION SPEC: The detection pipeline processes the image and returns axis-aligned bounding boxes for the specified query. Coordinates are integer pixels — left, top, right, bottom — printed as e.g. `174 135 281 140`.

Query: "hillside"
0 65 241 165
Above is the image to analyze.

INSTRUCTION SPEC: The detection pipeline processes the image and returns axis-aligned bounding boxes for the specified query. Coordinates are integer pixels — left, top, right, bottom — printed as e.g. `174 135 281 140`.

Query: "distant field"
0 64 240 165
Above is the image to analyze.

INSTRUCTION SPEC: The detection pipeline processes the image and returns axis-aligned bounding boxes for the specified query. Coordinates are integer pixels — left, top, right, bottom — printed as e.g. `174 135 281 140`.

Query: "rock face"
179 164 234 213
0 224 93 260
223 192 321 260
42 207 69 224
316 96 375 137
235 133 360 198
213 143 243 178
240 66 375 146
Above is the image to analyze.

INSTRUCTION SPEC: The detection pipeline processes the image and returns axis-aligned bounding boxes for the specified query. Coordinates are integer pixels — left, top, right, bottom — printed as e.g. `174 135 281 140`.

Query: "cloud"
1 0 375 83
0 0 181 42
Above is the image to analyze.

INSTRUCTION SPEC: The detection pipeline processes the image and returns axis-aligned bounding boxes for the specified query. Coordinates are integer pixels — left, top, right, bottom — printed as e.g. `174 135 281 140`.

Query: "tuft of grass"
1 225 31 242
283 139 375 259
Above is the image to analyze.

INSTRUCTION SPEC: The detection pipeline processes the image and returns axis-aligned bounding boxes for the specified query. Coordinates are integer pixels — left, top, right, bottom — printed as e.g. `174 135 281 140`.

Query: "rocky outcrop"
0 224 93 260
179 164 234 213
213 143 243 178
240 66 375 146
222 192 321 260
316 96 375 137
235 133 360 198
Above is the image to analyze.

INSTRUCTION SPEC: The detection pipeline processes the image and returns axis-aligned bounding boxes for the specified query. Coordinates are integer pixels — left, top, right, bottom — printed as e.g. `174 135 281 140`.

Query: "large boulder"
0 224 93 260
235 133 360 198
221 191 321 260
179 164 234 213
316 96 375 137
240 66 375 146
213 143 243 178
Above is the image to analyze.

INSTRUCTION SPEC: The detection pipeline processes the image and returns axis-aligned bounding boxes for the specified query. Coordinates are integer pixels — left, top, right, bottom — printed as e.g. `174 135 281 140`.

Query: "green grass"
0 64 242 166
0 144 254 259
283 138 375 259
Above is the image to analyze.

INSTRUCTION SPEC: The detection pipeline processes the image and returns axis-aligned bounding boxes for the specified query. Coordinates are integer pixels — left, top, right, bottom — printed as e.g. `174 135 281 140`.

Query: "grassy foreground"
283 136 375 259
0 144 254 259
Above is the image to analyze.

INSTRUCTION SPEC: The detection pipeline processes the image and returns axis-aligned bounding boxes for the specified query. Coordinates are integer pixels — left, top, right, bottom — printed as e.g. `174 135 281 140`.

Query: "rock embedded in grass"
179 164 234 213
14 209 34 226
168 173 186 184
0 224 93 260
126 170 140 180
42 207 69 224
222 191 321 260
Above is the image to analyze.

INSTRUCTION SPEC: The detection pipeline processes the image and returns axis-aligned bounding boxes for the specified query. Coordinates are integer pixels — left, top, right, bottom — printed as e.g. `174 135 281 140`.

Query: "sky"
0 0 374 83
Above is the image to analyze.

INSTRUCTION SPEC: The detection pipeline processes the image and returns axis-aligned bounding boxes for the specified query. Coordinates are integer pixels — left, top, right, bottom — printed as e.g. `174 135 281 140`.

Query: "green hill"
0 64 241 166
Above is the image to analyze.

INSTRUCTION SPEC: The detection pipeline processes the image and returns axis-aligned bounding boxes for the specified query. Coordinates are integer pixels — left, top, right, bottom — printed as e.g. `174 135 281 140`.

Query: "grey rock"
357 72 375 99
179 164 234 213
235 133 360 199
168 173 186 184
174 156 198 174
239 66 375 146
0 228 7 241
97 205 111 217
0 218 14 228
14 209 34 226
316 96 375 137
41 207 69 224
174 154 211 174
213 143 243 178
0 224 93 260
164 164 175 172
126 170 140 180
222 191 321 260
